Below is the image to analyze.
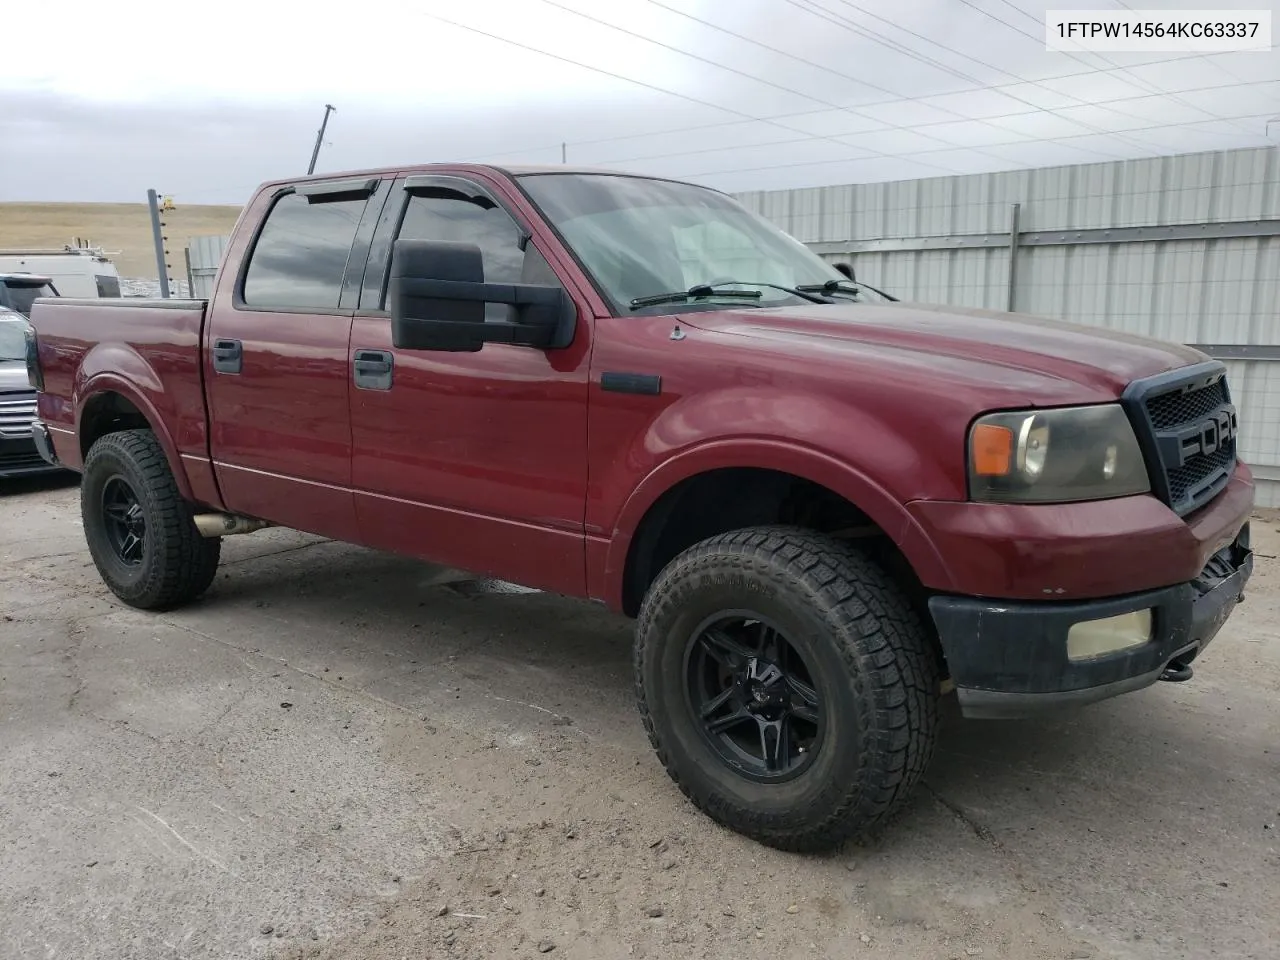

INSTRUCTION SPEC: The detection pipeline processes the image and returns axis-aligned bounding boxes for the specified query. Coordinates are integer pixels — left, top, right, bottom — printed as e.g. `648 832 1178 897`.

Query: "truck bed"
29 297 212 480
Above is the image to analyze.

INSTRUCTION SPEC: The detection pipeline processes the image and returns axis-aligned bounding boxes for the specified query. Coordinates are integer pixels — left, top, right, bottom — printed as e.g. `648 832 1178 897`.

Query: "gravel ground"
1 474 1277 960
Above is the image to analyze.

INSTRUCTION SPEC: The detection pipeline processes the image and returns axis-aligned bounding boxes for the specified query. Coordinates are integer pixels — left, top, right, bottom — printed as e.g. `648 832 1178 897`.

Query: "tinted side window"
394 189 557 319
1 282 54 317
242 192 366 309
94 274 121 298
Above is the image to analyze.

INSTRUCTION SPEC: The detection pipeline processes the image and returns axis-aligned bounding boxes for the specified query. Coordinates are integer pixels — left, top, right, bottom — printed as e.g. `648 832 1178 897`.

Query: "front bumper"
930 523 1253 719
0 432 60 478
30 419 58 466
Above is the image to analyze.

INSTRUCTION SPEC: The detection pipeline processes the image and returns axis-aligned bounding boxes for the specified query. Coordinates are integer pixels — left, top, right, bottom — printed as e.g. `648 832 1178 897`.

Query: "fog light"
1066 609 1153 661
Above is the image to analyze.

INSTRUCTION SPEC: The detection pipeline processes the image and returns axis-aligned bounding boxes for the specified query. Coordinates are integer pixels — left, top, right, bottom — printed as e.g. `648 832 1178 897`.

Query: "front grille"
1127 364 1237 517
0 391 37 440
1146 378 1229 430
1166 443 1234 506
0 448 46 471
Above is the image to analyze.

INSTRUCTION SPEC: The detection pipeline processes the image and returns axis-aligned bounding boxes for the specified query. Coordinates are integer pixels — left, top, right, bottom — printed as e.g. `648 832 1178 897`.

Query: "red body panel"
348 319 591 596
26 162 1255 616
204 307 358 542
908 465 1255 600
31 299 218 505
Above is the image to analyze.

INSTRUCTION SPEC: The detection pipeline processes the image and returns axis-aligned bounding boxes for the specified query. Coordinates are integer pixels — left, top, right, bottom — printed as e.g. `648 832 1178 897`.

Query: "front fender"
598 436 955 609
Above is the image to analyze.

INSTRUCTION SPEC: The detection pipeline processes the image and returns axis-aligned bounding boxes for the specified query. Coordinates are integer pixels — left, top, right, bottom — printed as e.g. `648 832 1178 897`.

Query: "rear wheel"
81 430 220 610
635 526 939 852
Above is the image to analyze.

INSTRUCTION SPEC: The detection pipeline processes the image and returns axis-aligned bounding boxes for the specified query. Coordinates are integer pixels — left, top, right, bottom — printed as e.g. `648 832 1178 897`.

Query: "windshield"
1 279 55 317
518 173 857 314
0 316 28 361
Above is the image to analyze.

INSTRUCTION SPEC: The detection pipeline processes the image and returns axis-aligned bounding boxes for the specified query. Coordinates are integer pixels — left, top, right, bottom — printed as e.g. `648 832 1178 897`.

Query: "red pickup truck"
25 165 1254 851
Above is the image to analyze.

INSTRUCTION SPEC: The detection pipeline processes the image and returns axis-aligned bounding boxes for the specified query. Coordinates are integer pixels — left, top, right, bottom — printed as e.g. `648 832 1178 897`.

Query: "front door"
348 174 592 595
205 178 386 541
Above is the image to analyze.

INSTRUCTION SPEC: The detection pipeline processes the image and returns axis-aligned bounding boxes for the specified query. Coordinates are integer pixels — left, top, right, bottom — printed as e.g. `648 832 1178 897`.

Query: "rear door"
204 177 388 540
347 173 593 594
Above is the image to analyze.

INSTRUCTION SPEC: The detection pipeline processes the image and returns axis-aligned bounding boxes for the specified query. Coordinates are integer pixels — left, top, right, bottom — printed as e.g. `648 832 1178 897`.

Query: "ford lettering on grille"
1159 403 1238 464
1194 406 1238 458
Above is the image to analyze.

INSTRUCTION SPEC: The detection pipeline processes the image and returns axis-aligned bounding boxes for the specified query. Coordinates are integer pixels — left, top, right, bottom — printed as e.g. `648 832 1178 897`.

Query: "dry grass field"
0 203 243 279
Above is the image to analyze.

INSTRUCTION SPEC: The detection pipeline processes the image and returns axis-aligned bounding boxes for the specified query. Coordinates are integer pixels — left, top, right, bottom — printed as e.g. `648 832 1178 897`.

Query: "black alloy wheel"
686 614 822 782
101 476 147 565
81 430 221 610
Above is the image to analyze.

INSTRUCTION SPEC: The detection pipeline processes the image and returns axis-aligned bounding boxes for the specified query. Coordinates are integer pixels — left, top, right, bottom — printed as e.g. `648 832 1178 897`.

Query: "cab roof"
253 163 713 197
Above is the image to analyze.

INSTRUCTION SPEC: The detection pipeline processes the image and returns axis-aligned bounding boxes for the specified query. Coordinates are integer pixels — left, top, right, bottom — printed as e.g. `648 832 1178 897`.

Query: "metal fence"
185 234 228 300
736 146 1280 507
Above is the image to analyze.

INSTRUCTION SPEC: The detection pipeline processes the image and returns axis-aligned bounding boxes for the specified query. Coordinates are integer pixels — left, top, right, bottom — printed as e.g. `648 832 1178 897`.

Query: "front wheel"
81 430 220 610
634 527 940 852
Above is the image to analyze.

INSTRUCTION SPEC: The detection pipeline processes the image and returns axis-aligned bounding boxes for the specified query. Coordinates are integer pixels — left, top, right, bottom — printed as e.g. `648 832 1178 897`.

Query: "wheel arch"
604 439 954 616
77 378 195 502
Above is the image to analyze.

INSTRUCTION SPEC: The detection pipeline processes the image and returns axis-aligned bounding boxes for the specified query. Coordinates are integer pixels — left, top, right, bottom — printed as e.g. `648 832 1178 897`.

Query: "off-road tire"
635 526 940 852
81 429 220 610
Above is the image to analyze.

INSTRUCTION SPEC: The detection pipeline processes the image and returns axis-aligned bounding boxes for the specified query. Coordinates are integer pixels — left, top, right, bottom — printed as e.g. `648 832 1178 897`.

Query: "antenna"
308 104 337 175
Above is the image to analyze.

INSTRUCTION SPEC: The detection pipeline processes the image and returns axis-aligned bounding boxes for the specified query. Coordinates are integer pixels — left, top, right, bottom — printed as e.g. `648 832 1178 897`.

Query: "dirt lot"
0 203 242 279
1 475 1277 960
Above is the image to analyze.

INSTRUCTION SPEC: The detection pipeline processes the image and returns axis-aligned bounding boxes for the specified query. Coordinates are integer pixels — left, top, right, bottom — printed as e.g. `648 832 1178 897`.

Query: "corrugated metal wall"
185 234 229 300
737 146 1280 507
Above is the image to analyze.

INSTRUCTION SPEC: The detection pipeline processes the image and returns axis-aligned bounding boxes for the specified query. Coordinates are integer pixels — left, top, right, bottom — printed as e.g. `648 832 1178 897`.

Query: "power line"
951 0 1193 151
463 50 1253 163
985 0 1260 137
417 8 966 177
665 109 1280 182
591 78 1279 169
795 0 1167 156
638 0 1126 164
527 0 1049 169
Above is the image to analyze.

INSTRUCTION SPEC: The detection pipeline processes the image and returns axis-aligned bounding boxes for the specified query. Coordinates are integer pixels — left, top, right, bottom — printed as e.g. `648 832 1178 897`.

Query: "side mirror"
834 262 855 282
389 239 575 353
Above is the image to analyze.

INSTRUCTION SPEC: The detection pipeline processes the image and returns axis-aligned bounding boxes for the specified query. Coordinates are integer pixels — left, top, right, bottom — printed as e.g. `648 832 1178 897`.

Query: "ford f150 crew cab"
25 165 1254 851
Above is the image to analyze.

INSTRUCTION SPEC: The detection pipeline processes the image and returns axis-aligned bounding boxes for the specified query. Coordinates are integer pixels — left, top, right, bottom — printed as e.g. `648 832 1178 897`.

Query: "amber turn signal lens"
971 423 1014 476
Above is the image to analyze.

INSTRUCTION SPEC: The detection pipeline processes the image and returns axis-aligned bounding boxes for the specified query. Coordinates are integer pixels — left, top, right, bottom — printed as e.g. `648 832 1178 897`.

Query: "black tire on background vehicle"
81 429 220 610
634 526 940 852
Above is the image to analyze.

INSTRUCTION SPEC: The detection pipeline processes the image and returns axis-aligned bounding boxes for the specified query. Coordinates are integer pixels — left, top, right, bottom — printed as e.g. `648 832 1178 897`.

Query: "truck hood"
680 302 1206 399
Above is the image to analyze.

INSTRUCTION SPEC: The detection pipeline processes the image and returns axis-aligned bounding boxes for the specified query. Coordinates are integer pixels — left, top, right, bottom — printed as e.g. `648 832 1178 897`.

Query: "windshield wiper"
796 279 899 302
731 281 829 304
630 283 764 309
630 279 835 310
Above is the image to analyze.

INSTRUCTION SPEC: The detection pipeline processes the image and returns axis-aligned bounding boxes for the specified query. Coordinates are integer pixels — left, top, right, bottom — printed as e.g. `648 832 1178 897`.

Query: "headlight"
968 404 1149 503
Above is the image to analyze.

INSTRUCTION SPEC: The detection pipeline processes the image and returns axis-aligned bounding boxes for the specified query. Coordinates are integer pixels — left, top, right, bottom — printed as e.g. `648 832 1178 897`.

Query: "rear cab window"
240 181 378 311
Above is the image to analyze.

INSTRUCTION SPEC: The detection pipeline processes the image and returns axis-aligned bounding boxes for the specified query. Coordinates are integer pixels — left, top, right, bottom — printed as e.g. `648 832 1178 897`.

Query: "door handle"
353 349 393 390
212 338 242 374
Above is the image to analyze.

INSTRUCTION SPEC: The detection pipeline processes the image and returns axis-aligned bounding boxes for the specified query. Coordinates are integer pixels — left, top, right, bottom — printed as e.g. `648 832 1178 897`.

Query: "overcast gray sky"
2 0 1277 204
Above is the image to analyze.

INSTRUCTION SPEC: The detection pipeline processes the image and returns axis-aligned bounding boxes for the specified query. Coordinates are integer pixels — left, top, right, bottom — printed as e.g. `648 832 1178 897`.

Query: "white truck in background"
0 244 122 299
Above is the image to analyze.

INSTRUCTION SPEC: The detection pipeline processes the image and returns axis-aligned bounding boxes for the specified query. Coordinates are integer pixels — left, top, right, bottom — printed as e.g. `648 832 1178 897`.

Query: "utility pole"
146 188 171 299
307 104 337 175
561 142 567 164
